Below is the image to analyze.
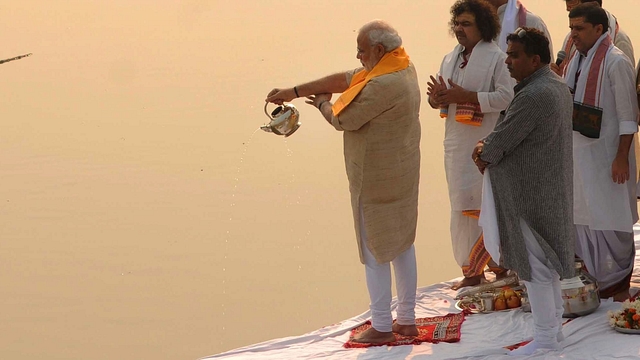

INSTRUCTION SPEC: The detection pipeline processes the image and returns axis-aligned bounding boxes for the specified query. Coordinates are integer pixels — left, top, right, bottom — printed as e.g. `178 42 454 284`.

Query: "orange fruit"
506 296 521 309
494 298 507 311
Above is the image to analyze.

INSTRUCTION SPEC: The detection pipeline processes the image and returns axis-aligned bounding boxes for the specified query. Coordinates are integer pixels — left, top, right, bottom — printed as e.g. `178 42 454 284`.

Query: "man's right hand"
427 75 448 109
472 141 488 174
266 88 296 105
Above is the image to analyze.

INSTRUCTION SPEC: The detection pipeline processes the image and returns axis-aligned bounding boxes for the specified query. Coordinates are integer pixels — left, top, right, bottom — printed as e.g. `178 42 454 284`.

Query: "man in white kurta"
564 3 639 301
487 0 554 56
428 0 514 290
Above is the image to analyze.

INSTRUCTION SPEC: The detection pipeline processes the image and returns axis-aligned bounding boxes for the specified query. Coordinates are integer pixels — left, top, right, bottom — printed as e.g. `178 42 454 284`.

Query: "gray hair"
360 20 403 52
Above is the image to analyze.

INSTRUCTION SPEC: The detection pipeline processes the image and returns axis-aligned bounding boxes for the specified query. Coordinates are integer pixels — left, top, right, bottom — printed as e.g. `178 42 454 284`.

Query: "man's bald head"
358 20 402 53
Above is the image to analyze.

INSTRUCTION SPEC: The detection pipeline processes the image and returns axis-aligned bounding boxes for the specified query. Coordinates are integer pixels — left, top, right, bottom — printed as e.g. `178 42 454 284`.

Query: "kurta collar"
514 66 551 93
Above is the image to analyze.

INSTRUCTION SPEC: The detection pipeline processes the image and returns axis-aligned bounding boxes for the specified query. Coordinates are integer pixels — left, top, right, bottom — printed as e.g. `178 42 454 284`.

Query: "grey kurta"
481 67 575 281
330 63 421 264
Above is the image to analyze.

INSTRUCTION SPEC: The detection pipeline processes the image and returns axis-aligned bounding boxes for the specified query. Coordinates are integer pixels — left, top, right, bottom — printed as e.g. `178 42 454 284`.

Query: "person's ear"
374 44 385 57
532 54 541 68
595 24 604 36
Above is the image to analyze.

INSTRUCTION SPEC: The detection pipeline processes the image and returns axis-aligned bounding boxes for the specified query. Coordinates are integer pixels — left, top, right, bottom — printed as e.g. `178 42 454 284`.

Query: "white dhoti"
359 203 417 332
450 211 483 268
575 225 635 293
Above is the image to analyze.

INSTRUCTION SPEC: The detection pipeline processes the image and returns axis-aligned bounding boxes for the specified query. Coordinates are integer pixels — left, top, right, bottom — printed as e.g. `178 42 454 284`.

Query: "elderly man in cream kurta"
266 20 421 345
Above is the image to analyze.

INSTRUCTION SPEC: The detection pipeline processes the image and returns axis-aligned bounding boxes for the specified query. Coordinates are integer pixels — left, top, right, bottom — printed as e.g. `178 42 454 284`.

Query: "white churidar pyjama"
520 218 564 347
574 225 635 291
481 169 563 355
359 202 417 332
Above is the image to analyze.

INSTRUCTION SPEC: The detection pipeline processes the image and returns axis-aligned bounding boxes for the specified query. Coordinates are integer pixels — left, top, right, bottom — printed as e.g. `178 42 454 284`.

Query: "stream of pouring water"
283 137 314 323
220 127 259 346
220 129 313 346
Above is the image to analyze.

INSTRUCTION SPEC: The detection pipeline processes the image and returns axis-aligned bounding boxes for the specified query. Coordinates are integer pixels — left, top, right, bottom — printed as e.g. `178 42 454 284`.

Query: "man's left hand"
611 155 630 184
438 79 475 105
305 93 332 109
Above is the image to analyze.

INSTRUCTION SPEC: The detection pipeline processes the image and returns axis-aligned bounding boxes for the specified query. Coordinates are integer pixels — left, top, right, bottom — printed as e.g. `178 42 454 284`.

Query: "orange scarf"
332 47 410 116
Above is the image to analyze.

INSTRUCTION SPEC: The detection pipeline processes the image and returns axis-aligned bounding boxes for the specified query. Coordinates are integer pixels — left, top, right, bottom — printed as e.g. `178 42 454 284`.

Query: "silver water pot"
260 102 301 137
560 260 600 318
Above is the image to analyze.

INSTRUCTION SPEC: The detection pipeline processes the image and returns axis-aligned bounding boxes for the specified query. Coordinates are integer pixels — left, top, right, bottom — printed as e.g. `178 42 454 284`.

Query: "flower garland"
608 298 640 329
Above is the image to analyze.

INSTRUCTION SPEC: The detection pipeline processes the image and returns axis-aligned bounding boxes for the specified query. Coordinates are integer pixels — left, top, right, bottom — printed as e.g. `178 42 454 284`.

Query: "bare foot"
392 323 418 337
451 274 485 290
352 327 396 344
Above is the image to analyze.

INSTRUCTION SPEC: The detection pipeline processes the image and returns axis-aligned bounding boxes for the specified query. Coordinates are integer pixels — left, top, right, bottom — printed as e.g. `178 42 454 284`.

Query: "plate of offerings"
609 298 640 334
455 285 527 314
454 273 529 314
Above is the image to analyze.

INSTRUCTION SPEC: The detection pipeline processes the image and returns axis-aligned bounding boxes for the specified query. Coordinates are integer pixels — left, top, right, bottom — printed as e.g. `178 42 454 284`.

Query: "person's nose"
570 29 578 39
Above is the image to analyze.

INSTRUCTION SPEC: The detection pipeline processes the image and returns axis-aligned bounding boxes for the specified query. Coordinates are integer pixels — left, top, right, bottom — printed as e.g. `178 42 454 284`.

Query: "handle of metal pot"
264 102 272 120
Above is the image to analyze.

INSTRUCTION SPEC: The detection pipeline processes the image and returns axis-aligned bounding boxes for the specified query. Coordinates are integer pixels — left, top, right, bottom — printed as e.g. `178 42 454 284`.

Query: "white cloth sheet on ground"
203 226 640 360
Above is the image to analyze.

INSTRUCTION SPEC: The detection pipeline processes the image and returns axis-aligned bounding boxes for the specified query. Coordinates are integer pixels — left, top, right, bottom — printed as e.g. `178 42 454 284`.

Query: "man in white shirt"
485 0 554 56
564 3 638 301
552 0 635 75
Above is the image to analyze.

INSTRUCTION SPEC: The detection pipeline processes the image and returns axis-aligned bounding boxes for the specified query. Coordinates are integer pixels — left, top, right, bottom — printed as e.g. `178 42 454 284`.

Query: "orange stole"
332 47 410 116
461 210 492 277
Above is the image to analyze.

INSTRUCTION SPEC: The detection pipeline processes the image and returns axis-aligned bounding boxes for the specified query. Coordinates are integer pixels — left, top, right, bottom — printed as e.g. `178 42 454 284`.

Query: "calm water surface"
1 1 638 359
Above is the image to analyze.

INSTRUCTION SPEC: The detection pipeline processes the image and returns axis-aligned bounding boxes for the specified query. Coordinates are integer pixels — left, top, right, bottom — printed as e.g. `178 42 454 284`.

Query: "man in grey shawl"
472 28 575 355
